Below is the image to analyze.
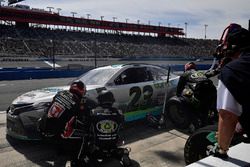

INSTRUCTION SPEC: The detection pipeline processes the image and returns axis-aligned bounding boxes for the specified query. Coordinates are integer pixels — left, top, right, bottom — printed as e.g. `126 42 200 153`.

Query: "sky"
4 0 250 39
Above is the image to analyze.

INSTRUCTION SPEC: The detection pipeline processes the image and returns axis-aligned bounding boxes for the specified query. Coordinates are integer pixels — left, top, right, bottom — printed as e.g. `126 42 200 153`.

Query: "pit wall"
0 64 211 81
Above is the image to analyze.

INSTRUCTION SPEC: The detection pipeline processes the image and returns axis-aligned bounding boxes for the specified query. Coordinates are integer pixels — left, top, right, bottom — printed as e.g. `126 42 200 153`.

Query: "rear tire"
166 96 191 129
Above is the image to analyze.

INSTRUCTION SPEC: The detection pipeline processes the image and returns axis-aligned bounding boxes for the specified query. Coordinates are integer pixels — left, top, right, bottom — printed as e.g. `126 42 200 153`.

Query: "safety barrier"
0 68 90 81
0 64 211 81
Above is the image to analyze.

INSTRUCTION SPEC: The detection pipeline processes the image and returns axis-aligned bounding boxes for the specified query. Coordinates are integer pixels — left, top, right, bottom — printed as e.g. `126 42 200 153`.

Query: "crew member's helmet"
214 23 250 60
184 62 196 71
69 80 86 98
97 90 115 107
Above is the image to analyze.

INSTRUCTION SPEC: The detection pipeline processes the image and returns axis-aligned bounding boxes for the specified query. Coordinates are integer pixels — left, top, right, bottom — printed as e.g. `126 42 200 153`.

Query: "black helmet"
69 80 86 98
97 90 115 107
214 23 250 60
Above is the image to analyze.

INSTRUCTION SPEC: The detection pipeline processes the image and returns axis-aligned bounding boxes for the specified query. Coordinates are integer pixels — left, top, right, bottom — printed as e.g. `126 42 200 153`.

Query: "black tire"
184 124 245 165
99 158 140 167
166 96 191 129
165 87 176 101
184 125 217 165
128 160 140 167
67 158 140 167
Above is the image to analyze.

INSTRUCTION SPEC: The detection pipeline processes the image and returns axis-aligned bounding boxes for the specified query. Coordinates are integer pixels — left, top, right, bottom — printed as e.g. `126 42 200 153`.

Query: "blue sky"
5 0 250 39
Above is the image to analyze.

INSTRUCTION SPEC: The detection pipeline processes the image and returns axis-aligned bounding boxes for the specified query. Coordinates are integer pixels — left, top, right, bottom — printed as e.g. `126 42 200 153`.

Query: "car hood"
12 85 103 105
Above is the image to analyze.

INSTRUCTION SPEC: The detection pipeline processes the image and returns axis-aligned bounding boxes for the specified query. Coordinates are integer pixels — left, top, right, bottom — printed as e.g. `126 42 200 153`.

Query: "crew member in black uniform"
76 90 132 166
213 23 250 158
176 62 217 128
38 80 99 166
90 90 124 150
38 80 85 136
38 79 97 140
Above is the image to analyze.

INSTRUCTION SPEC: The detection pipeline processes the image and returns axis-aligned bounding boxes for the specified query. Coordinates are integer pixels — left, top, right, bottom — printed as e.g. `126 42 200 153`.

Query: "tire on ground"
99 159 140 167
67 158 140 167
184 125 218 165
166 96 191 129
184 123 246 165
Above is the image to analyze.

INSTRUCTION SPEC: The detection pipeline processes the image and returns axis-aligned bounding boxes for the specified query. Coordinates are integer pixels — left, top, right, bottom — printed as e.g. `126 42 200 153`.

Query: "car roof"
97 63 166 70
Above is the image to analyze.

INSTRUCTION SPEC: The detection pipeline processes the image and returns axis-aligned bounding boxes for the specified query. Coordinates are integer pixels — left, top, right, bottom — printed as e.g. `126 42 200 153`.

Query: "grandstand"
0 4 218 67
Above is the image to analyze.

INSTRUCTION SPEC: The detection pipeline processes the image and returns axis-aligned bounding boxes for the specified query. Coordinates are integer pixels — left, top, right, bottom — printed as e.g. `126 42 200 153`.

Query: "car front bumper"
6 104 48 140
6 113 30 140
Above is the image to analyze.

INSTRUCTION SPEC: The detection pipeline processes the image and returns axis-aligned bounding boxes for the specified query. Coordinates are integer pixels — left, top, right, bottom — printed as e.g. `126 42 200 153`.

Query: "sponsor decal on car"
124 106 162 122
153 82 166 89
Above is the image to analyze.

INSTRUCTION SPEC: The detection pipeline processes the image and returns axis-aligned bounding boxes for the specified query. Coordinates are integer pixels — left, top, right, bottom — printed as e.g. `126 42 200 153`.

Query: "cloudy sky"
6 0 250 39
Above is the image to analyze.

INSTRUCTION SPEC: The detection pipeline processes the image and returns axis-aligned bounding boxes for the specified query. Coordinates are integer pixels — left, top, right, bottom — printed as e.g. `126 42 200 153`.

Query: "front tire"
166 96 191 129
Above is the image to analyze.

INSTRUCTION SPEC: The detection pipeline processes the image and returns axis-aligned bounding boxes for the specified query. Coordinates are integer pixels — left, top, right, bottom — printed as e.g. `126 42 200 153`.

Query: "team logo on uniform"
48 102 65 118
96 120 118 133
191 71 206 79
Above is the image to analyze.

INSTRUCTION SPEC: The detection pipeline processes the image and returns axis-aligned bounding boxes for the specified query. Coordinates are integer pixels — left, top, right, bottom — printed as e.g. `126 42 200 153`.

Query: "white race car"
7 63 179 140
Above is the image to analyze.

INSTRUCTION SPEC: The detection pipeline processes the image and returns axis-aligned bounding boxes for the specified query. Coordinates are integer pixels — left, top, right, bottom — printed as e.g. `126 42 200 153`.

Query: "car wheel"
166 96 191 129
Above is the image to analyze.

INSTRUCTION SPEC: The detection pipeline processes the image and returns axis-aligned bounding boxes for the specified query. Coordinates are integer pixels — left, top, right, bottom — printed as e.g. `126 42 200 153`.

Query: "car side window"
150 67 168 81
144 67 154 82
114 67 153 85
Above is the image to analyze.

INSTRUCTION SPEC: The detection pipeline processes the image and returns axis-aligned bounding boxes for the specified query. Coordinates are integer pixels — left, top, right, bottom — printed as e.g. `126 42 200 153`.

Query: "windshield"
77 67 121 85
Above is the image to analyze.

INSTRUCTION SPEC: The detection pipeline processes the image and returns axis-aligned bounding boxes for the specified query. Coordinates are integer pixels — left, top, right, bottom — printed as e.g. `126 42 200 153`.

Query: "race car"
6 63 179 140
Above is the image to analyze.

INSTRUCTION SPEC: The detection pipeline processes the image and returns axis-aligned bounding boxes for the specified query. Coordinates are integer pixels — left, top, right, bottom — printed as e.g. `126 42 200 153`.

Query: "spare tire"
67 158 140 167
184 125 217 165
184 124 245 165
166 96 191 129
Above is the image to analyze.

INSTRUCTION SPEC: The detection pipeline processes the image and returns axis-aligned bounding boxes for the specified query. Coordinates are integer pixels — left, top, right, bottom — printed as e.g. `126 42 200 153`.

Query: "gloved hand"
206 143 229 159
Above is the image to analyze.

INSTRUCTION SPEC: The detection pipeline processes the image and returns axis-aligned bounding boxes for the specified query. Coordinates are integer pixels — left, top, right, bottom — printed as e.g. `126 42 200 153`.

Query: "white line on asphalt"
0 111 6 114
